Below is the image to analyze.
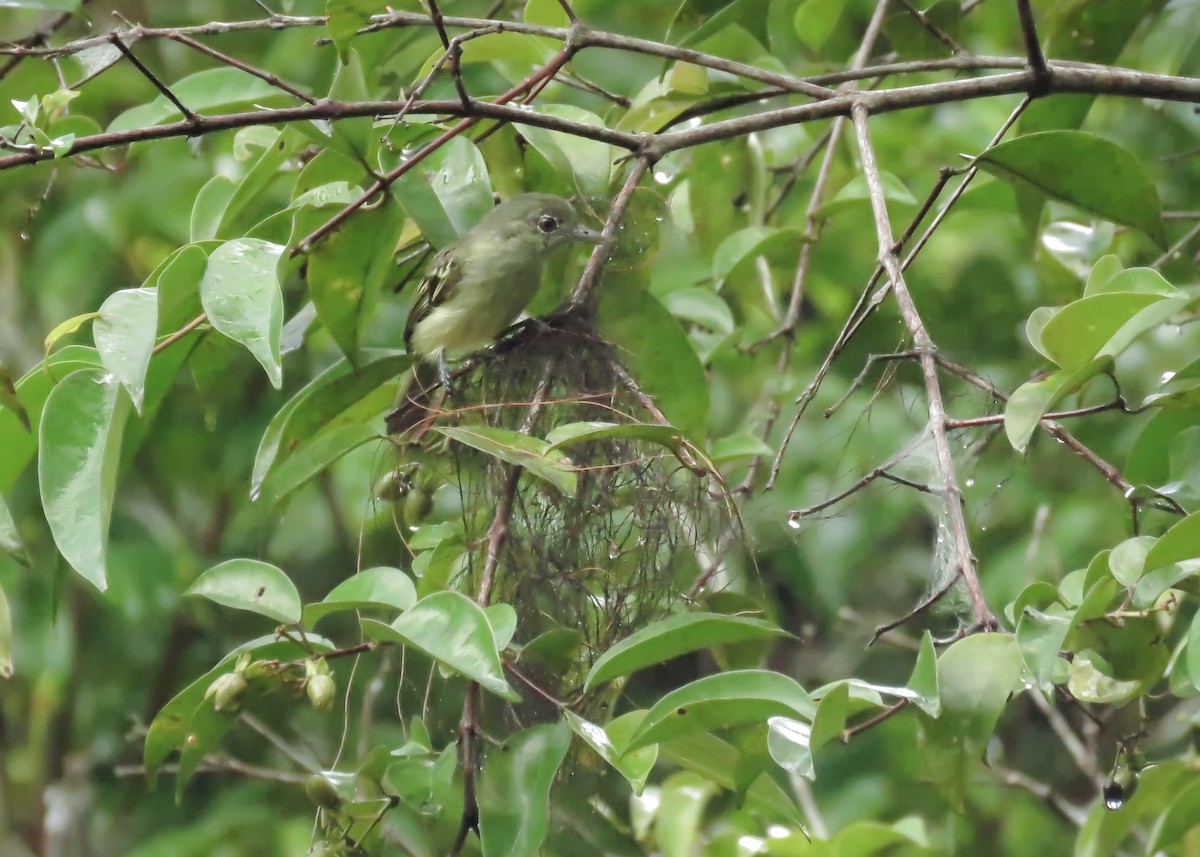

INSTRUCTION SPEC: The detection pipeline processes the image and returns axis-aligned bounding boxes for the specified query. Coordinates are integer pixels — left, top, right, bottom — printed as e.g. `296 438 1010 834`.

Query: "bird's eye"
537 215 559 234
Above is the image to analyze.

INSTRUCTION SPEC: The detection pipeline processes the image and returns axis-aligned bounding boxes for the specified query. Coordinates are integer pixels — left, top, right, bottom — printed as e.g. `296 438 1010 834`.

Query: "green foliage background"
1 0 1200 855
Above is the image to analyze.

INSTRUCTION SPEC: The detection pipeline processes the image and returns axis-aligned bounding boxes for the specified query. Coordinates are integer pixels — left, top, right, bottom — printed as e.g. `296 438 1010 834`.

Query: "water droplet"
1104 794 1123 811
965 478 975 487
786 514 803 530
18 231 29 241
1161 371 1176 384
654 170 672 184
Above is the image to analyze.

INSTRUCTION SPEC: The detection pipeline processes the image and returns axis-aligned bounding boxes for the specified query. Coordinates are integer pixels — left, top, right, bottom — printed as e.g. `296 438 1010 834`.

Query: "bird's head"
484 193 605 250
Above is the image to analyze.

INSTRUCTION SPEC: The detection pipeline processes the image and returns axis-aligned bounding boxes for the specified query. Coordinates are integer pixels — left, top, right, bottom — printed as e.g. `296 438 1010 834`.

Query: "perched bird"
403 193 604 386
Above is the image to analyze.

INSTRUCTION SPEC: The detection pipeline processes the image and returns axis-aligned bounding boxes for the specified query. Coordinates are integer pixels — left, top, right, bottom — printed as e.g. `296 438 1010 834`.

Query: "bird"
403 193 604 388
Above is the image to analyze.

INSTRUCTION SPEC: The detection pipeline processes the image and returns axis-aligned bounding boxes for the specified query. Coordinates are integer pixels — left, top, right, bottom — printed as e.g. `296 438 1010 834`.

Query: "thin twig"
870 574 962 644
566 154 654 308
850 101 995 630
163 32 317 104
152 313 207 354
993 765 1088 826
1013 0 1050 92
1152 219 1200 268
843 699 908 739
108 32 200 125
0 0 89 80
425 0 472 109
896 0 966 55
296 44 578 252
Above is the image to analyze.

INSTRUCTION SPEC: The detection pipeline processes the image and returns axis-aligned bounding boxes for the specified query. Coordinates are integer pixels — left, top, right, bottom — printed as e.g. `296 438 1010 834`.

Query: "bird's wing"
403 247 463 350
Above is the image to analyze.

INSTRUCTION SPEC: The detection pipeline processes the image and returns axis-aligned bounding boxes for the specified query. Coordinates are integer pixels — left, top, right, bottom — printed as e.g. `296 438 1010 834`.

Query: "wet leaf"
38 369 130 591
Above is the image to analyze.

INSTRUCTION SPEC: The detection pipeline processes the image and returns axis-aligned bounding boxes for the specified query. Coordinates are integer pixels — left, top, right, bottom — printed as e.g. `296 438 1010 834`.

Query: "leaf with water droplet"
200 238 285 388
38 368 131 591
94 287 157 413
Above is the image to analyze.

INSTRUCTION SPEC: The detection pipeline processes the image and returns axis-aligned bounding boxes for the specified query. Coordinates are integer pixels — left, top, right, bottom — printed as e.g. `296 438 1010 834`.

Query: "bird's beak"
574 226 606 244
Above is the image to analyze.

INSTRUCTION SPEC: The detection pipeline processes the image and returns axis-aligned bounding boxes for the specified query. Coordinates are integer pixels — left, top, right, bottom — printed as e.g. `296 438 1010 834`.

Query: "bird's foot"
438 353 453 395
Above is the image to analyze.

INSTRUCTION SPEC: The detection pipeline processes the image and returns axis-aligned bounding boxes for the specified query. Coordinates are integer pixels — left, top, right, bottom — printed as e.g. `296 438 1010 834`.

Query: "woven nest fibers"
389 324 722 700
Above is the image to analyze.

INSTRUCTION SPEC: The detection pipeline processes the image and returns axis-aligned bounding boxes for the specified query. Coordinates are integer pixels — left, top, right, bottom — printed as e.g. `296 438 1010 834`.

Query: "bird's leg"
438 352 453 394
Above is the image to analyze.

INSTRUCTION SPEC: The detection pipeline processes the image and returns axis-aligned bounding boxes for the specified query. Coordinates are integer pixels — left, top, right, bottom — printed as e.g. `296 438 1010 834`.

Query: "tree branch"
850 101 995 630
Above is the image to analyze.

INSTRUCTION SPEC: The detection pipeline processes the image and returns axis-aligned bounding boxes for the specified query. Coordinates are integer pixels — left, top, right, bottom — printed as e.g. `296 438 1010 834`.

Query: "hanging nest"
387 319 723 701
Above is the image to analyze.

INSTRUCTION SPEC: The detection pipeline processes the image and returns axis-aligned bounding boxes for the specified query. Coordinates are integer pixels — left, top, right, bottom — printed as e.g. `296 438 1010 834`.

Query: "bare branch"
850 101 995 629
108 32 199 125
1014 0 1050 91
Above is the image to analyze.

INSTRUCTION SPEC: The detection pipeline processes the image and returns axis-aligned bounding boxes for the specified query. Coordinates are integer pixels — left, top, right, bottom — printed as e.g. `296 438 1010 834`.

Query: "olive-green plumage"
403 193 603 361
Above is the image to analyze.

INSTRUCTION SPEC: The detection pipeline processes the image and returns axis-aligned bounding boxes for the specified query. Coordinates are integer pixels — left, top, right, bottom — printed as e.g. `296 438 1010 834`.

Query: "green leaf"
1004 360 1109 453
220 127 307 236
430 137 495 236
303 566 417 626
1 0 79 8
667 0 770 49
307 200 405 363
1145 512 1200 573
977 132 1165 246
584 612 789 690
811 681 850 750
1067 650 1142 704
186 559 302 625
1016 603 1071 687
250 349 408 499
44 311 100 353
0 361 29 434
94 287 157 413
0 492 29 568
422 30 555 74
1040 292 1181 371
1146 776 1200 854
252 424 380 510
917 634 1021 810
711 226 801 290
487 603 518 650
0 581 11 678
517 106 614 197
662 288 735 335
627 670 814 750
478 722 572 857
1187 608 1200 695
544 420 686 453
388 591 519 702
1109 535 1155 585
326 0 376 59
1020 0 1167 134
820 172 917 215
565 710 658 794
107 68 291 133
1126 409 1198 486
1075 761 1192 857
907 631 941 716
190 175 236 242
659 731 803 823
199 238 286 388
433 425 577 496
38 369 130 591
152 244 209 335
655 771 718 857
793 0 844 51
708 433 773 463
0 347 103 491
144 635 332 784
598 274 709 441
766 715 815 779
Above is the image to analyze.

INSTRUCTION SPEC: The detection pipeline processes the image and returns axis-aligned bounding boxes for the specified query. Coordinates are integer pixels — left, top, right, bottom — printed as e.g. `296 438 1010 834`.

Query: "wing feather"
403 248 463 351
